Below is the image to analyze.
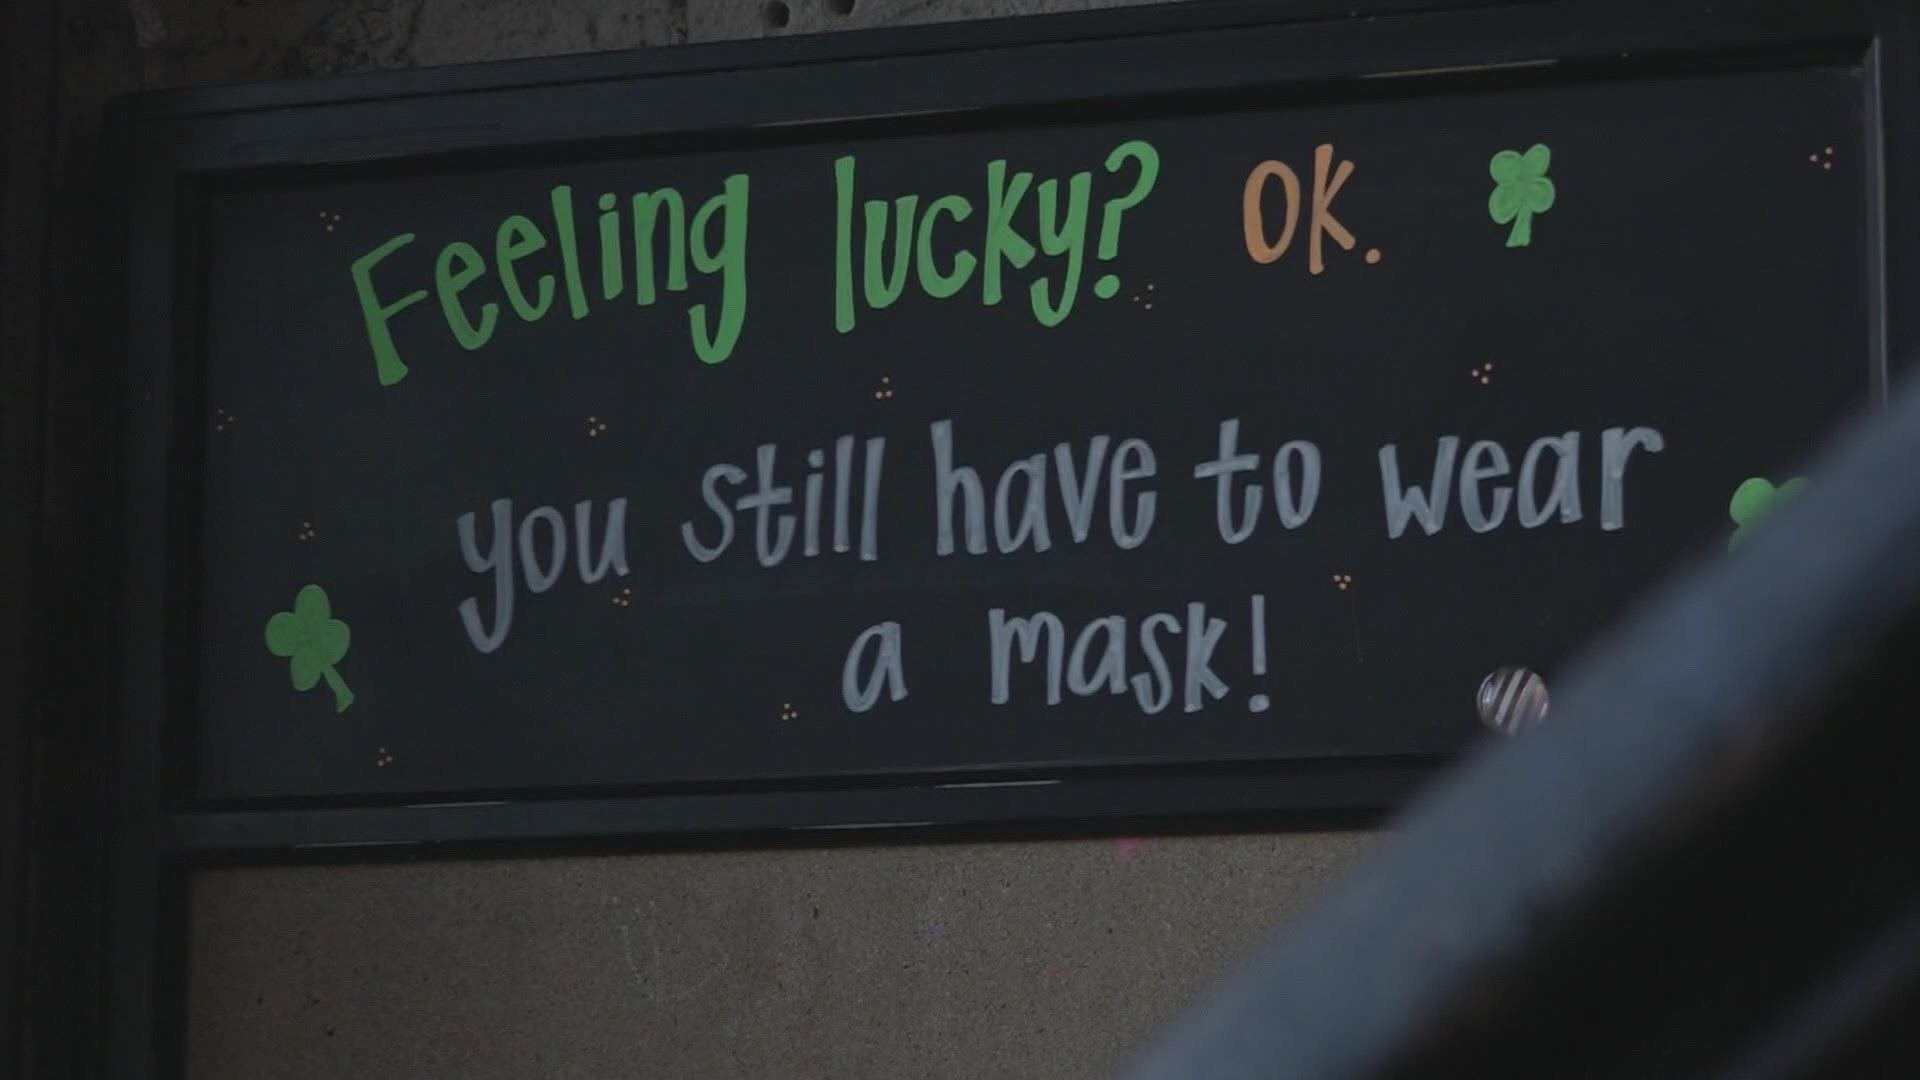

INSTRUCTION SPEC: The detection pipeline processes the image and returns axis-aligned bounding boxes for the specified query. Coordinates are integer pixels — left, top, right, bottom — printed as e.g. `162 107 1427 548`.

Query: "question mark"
1093 139 1161 300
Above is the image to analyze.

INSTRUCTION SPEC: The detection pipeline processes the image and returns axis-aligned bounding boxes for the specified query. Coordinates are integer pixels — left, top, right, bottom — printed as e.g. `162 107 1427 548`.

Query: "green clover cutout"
1489 143 1557 248
1728 476 1808 551
264 584 355 714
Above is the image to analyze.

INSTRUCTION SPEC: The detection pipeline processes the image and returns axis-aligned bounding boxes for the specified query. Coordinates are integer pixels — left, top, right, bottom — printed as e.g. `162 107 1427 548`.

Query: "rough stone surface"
133 0 688 87
121 0 1193 87
185 832 1371 1080
689 0 1177 42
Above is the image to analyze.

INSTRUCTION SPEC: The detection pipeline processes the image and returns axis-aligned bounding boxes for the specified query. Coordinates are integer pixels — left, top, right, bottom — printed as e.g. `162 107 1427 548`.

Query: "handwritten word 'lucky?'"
834 140 1160 331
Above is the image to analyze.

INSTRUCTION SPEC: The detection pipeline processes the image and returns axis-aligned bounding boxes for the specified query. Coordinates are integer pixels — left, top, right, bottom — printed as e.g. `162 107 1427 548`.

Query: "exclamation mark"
1249 594 1271 714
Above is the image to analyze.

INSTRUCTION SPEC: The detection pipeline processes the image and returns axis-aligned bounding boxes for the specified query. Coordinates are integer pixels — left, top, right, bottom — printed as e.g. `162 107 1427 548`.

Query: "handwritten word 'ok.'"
1242 144 1370 275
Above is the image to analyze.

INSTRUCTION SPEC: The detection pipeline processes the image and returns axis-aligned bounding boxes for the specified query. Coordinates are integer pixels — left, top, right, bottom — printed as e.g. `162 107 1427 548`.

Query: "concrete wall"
187 833 1368 1079
8 2 1373 1077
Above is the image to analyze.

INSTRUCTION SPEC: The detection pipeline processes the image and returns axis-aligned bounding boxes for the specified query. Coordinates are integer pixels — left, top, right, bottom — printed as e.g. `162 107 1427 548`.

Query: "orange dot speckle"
1365 248 1381 265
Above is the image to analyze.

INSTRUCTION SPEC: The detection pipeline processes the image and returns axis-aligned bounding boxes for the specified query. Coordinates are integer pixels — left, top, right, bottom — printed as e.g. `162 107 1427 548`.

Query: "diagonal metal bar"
1706 899 1920 1080
1123 370 1920 1079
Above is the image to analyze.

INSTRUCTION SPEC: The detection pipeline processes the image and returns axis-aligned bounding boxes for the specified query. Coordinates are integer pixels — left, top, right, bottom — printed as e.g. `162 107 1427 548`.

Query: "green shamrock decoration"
264 584 355 714
1488 143 1557 248
1728 476 1808 551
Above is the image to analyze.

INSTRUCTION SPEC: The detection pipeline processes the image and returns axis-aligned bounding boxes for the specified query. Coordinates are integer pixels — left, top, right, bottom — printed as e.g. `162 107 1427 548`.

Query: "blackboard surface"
191 66 1868 804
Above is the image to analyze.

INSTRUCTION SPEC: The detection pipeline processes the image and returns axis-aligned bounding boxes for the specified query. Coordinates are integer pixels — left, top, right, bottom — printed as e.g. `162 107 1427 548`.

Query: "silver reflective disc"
1478 666 1549 736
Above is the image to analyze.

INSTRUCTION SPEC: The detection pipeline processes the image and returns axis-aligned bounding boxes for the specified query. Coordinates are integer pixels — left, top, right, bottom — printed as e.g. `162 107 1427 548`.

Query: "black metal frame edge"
100 1 1918 1077
166 758 1441 859
105 111 183 1080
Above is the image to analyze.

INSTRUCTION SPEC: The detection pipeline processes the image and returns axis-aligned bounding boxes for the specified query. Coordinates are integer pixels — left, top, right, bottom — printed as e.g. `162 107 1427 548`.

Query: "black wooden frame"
98 0 1920 1075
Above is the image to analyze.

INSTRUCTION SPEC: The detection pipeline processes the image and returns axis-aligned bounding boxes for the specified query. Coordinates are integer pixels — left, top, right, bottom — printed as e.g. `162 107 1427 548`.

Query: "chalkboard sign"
114 0 1909 850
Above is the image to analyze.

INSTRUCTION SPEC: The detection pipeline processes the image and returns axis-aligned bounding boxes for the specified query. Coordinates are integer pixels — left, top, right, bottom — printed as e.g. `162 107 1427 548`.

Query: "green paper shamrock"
1728 476 1808 551
1489 144 1557 248
264 584 355 714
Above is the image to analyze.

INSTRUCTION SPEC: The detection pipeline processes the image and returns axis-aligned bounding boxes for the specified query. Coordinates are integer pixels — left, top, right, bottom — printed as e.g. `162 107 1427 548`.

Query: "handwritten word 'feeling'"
351 178 750 386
